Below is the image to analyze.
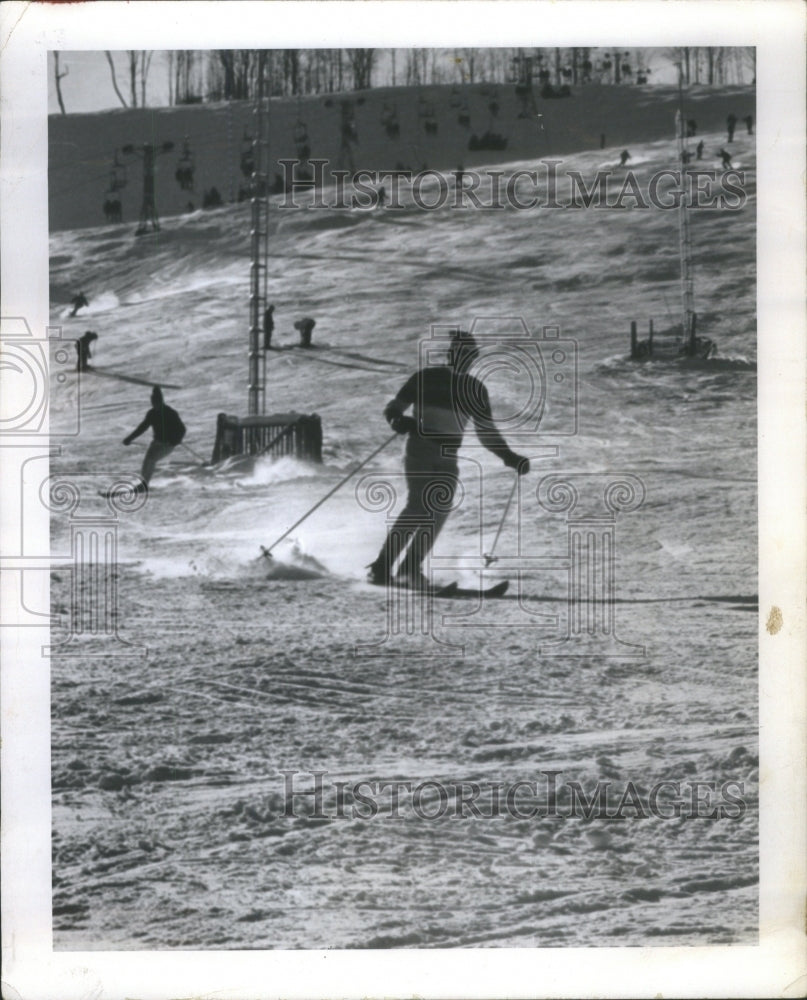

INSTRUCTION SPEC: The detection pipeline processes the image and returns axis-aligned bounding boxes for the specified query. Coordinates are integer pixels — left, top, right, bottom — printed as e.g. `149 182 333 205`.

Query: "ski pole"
180 441 209 464
262 432 398 557
484 472 520 567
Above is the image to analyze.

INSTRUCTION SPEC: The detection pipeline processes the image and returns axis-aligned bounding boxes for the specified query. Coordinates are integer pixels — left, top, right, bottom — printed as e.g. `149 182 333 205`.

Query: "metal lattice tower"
675 81 695 349
248 57 271 416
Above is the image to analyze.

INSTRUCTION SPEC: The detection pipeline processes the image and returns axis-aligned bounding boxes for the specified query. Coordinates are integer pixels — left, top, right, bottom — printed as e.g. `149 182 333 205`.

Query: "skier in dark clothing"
367 329 529 589
718 148 733 169
123 386 186 492
75 330 98 372
727 113 737 142
294 317 316 348
263 304 275 350
619 150 631 166
69 292 89 317
696 140 704 160
743 114 753 135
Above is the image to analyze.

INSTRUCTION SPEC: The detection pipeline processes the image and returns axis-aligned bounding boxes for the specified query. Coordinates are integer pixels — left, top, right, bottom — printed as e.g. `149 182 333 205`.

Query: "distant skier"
367 329 530 589
726 113 737 142
294 317 316 348
69 292 89 317
123 386 186 493
686 119 697 137
696 140 705 160
619 149 631 166
75 330 98 372
263 304 275 350
743 114 753 135
718 148 733 169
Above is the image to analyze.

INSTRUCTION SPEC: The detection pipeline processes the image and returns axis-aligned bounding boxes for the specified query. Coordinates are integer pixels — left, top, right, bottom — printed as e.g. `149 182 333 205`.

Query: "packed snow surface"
49 114 757 949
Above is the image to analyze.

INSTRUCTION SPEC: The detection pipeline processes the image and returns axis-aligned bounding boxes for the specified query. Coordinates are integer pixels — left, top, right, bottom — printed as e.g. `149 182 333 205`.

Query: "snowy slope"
48 104 758 950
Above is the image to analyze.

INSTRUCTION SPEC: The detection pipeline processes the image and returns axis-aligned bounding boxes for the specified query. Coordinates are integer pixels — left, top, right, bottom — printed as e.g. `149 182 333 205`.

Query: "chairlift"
293 117 309 145
177 136 194 168
108 151 127 192
418 95 436 119
175 136 195 191
240 129 256 178
380 102 400 138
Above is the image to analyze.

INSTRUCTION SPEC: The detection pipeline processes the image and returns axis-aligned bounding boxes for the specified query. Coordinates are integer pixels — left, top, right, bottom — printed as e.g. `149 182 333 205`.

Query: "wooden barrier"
212 412 322 464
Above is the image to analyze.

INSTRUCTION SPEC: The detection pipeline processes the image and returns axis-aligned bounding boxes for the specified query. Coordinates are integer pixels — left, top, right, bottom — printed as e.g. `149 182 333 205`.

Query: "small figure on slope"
263 304 275 350
75 330 98 372
294 317 316 348
69 292 89 317
123 386 186 494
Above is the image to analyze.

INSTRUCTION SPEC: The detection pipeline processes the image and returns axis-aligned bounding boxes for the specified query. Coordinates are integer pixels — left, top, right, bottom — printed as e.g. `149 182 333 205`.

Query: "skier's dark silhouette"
123 386 186 493
294 317 316 348
696 140 704 160
719 148 733 169
367 329 530 589
727 113 737 142
69 292 89 317
263 304 275 350
75 331 97 372
744 115 754 135
619 150 631 166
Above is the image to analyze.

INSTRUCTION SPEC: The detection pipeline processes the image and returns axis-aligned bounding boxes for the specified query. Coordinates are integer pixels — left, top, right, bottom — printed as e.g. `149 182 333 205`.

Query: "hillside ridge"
49 82 754 231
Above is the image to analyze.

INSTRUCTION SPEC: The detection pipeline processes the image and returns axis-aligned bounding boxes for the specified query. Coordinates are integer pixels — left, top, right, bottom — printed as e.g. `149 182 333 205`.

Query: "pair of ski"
369 577 509 600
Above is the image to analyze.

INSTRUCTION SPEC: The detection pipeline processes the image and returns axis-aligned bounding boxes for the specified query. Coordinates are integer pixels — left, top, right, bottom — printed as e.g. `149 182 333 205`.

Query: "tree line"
51 47 754 114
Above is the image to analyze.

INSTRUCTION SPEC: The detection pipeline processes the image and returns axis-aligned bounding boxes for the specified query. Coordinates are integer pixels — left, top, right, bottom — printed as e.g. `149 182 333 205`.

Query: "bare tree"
53 52 68 115
127 51 138 107
139 51 154 107
347 49 375 90
460 48 478 84
105 51 128 108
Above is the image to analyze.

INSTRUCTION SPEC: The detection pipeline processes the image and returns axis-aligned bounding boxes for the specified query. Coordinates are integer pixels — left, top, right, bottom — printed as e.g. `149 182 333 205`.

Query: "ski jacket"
125 404 186 446
386 366 512 461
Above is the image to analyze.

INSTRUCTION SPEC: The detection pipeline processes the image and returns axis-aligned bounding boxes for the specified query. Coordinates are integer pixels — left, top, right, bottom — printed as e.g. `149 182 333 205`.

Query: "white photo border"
1 2 805 998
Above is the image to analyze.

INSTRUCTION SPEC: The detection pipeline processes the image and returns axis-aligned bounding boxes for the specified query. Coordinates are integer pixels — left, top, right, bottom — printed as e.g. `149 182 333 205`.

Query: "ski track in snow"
49 124 758 949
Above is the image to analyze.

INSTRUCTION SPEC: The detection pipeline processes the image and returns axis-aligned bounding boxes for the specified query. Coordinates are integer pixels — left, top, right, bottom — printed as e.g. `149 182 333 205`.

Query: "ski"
366 578 459 598
87 367 182 390
364 580 510 599
450 580 510 599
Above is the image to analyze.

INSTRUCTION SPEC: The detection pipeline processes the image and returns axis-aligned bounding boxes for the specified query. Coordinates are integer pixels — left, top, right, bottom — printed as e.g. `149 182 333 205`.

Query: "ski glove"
503 451 530 474
390 415 417 435
384 400 416 435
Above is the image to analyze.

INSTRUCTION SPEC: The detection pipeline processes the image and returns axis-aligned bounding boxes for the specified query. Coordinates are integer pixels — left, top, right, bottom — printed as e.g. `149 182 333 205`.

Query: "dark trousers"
140 440 176 486
375 436 458 576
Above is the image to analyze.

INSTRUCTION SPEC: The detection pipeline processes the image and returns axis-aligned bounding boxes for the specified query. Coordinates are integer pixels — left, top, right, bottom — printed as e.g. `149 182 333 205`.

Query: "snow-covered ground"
49 94 757 949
